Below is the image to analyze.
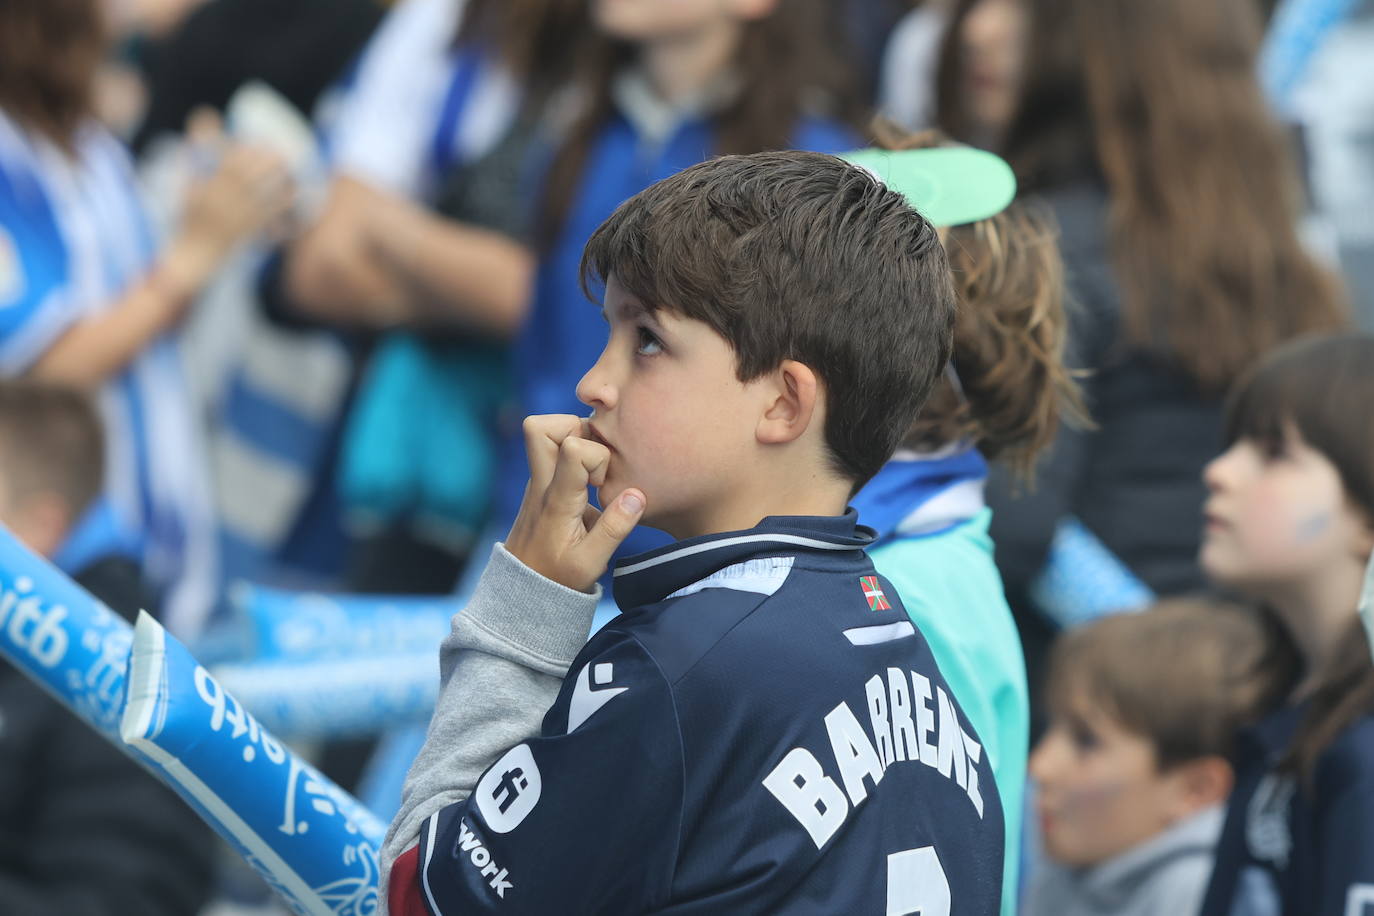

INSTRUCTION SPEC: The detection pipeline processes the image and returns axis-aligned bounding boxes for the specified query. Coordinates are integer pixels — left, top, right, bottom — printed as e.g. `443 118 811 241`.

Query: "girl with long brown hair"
1195 333 1374 914
486 0 867 560
930 0 1348 614
0 0 288 634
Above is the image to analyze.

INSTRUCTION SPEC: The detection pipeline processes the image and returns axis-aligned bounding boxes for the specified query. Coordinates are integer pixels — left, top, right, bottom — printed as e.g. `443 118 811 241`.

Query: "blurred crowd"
0 0 1372 912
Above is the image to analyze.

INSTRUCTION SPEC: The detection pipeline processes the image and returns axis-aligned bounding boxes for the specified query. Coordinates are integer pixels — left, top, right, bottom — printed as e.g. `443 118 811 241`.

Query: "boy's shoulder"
598 554 801 685
599 539 916 693
528 516 1005 912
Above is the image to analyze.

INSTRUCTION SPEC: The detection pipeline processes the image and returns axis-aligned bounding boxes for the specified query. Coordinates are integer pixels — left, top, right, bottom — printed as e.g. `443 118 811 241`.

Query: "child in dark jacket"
1199 334 1374 916
0 380 214 915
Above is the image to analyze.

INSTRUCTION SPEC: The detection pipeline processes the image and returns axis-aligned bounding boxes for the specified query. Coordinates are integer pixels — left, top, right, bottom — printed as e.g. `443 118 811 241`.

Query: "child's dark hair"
453 0 587 103
874 124 1089 478
0 380 104 517
1046 598 1299 769
582 150 956 491
1224 332 1374 783
536 0 866 248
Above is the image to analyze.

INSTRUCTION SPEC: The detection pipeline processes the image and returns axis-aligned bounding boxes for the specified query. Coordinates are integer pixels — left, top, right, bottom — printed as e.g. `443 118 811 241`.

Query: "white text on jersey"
762 666 985 848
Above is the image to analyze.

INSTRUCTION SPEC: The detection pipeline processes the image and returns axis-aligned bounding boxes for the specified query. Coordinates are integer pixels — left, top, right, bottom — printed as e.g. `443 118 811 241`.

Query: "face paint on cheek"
1296 513 1332 543
1053 780 1129 824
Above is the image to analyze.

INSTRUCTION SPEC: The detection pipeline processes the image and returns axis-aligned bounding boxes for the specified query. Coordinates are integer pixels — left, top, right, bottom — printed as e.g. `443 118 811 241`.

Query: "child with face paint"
1026 598 1297 916
1199 333 1374 916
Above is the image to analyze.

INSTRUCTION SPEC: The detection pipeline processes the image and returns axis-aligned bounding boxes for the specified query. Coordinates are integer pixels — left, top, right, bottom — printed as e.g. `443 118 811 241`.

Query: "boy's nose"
1028 730 1066 785
576 355 616 410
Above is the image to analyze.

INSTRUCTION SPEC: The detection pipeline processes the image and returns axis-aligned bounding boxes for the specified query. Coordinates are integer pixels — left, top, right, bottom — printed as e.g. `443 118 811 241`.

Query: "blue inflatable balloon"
233 582 454 662
123 612 388 915
211 652 438 738
0 525 134 739
1029 517 1154 629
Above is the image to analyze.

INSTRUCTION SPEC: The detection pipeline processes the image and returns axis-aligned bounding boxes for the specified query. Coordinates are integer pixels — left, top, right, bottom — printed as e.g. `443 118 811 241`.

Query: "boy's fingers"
546 436 610 518
523 414 585 494
585 489 646 561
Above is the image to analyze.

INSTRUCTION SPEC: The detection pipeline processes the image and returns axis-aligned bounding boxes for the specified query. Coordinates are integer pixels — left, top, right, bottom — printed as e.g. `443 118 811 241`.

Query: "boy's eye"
635 326 663 357
1069 723 1100 753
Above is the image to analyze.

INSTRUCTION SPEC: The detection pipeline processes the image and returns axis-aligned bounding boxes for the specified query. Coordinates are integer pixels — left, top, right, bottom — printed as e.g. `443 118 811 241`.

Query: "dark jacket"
0 556 214 916
1201 704 1374 916
986 182 1221 602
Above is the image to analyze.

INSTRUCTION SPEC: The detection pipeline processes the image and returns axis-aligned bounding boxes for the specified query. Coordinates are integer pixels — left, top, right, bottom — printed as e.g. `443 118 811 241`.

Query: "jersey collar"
611 510 874 610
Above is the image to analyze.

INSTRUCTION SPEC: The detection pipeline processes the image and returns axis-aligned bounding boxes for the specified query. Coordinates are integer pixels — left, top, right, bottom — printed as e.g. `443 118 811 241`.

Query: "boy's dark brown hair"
1046 598 1299 769
875 125 1089 479
0 381 104 518
582 150 955 491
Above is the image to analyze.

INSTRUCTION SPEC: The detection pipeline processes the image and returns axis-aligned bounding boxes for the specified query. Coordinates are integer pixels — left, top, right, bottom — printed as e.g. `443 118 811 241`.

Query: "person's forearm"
24 238 210 387
283 223 412 323
370 203 534 339
282 175 414 324
381 544 599 892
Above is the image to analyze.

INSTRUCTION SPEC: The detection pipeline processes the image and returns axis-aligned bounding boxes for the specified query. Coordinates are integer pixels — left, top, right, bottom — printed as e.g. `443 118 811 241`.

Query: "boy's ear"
1166 755 1233 820
756 359 821 446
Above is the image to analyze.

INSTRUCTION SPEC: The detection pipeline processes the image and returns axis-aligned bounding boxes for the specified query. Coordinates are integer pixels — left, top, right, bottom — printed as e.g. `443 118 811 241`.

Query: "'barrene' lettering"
763 667 986 849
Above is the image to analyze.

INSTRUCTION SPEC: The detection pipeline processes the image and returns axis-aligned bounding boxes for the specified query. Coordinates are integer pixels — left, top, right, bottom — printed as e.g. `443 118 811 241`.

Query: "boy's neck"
665 477 852 542
1264 558 1366 696
637 19 742 108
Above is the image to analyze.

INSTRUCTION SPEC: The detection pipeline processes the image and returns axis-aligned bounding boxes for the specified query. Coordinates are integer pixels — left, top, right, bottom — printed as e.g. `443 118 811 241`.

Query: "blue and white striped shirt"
0 110 216 637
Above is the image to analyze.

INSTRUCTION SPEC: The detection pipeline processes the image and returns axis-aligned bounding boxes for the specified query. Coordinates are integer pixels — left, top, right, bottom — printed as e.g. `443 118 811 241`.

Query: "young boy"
382 150 1007 914
1026 598 1297 916
0 380 214 914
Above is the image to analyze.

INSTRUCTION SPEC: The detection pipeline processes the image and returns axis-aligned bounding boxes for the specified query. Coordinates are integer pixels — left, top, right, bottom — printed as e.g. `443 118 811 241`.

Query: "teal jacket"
856 448 1029 916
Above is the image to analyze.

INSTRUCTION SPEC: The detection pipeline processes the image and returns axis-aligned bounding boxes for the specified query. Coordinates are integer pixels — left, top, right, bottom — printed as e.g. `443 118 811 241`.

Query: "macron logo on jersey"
567 661 627 733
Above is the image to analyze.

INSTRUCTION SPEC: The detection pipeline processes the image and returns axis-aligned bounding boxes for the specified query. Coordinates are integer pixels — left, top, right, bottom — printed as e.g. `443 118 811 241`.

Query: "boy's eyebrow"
600 298 657 325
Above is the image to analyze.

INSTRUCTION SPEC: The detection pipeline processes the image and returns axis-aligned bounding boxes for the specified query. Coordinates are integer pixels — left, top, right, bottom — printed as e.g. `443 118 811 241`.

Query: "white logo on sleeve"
476 744 542 833
567 661 627 733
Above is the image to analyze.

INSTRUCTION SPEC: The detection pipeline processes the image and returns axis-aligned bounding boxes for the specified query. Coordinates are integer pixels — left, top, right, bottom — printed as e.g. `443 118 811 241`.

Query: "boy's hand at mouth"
505 414 646 594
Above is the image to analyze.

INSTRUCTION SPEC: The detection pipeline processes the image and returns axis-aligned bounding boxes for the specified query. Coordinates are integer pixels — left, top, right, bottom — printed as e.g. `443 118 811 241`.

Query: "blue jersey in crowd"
407 511 1004 913
0 111 216 637
1201 703 1374 916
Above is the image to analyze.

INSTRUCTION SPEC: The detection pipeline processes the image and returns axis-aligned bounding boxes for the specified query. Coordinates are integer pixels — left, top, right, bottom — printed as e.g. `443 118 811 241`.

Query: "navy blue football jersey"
407 511 1003 913
1202 704 1374 916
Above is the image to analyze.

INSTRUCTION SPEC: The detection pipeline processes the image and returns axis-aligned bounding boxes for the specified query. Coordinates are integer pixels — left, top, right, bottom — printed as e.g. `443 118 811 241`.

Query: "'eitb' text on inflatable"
0 524 389 916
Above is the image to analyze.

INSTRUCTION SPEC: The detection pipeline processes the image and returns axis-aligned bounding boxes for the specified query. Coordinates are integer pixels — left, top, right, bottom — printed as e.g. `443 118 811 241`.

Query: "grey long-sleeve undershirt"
378 543 601 912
